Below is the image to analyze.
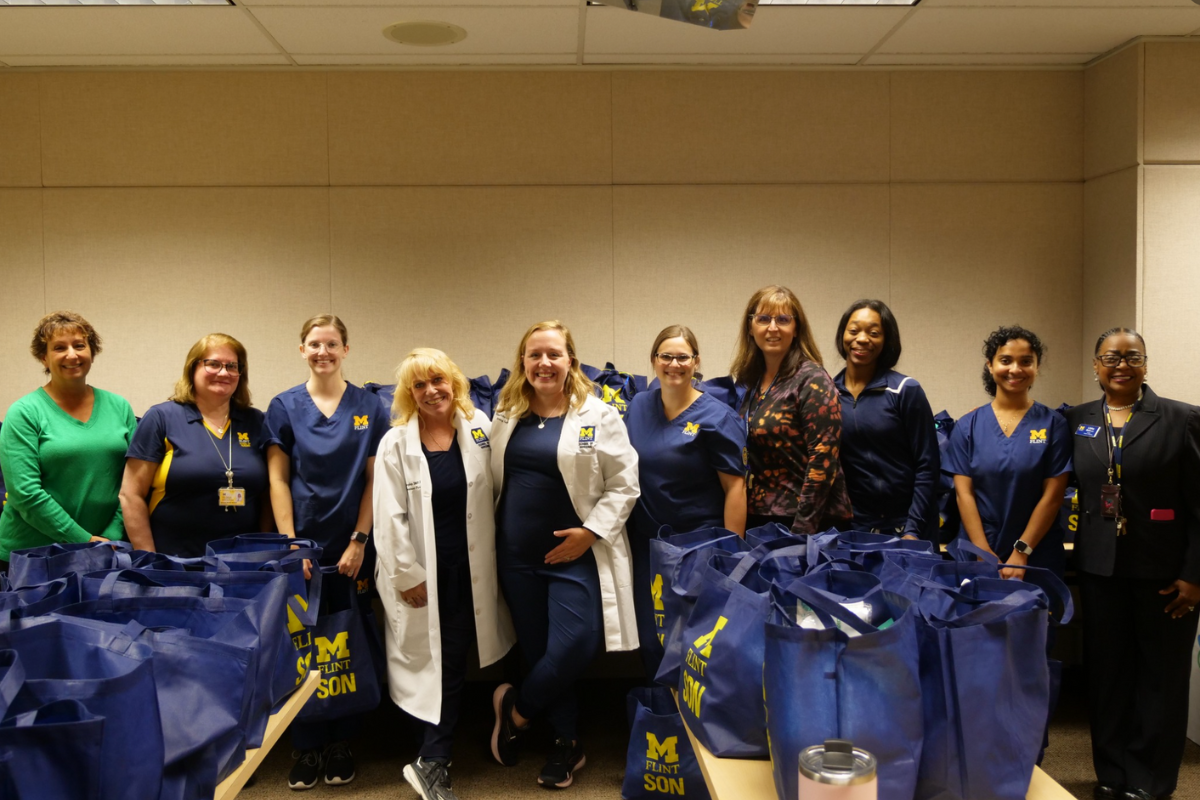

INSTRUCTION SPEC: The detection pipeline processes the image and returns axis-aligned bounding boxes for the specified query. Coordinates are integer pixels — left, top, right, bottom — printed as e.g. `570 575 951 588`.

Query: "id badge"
218 486 246 509
1100 484 1121 519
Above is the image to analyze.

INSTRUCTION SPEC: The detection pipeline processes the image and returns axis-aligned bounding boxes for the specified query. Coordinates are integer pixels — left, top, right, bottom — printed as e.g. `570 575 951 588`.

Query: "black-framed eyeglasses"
749 314 795 327
1096 352 1146 368
655 353 697 365
201 359 242 376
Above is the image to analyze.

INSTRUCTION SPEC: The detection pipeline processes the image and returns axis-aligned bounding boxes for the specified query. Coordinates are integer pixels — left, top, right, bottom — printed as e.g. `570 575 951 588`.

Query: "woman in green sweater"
0 311 137 565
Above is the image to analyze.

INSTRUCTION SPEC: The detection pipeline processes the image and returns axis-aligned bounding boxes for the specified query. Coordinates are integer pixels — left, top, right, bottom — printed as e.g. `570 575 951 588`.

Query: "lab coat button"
475 608 481 616
469 481 474 487
467 513 473 520
469 544 475 552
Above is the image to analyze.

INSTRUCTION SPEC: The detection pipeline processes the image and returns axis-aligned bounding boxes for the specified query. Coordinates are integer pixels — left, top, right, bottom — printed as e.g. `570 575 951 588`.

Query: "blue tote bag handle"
773 578 878 636
0 649 25 718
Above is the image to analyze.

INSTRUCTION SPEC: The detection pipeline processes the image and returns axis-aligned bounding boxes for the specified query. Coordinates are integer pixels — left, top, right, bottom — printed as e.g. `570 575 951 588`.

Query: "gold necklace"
421 426 454 451
993 402 1031 436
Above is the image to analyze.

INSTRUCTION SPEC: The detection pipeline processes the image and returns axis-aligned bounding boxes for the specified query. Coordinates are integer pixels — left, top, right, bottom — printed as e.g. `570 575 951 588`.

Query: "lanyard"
205 418 235 488
743 372 780 428
1102 405 1134 483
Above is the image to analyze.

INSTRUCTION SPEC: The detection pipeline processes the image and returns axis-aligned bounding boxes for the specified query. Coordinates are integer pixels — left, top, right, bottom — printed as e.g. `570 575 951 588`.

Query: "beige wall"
1 69 1090 419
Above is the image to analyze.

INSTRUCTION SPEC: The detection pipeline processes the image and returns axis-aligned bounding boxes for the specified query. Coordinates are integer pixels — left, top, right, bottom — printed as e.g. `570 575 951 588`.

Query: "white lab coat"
490 393 641 652
372 408 516 724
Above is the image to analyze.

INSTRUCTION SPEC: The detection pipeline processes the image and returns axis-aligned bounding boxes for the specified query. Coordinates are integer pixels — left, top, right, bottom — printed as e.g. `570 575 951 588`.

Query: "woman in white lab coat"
373 348 515 800
487 320 640 790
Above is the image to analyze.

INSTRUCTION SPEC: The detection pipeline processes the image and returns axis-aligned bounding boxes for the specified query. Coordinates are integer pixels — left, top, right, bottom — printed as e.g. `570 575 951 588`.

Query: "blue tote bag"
763 574 922 800
0 618 164 800
7 541 132 589
621 686 711 800
651 528 750 689
677 552 772 757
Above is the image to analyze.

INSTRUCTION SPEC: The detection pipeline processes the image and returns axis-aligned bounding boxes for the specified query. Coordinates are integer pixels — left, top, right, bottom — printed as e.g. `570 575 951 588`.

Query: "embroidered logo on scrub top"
683 422 700 437
354 415 369 431
471 428 490 449
238 432 251 448
1029 428 1048 444
579 426 596 449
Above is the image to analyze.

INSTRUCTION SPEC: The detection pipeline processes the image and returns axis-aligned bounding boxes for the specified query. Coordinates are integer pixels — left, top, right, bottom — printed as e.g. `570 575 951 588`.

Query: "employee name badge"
218 486 246 509
1075 423 1101 438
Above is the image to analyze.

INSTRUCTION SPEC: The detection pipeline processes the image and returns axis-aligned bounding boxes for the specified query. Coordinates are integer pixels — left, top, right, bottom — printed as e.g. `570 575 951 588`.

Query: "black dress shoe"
1120 789 1156 800
1095 785 1123 800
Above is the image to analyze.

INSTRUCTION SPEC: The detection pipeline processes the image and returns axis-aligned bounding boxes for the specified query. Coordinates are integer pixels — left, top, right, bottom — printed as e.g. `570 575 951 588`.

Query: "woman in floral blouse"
732 285 852 534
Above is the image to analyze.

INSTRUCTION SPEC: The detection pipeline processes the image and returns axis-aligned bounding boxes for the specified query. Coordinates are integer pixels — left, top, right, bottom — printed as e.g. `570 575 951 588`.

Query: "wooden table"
678 697 1075 800
214 670 321 800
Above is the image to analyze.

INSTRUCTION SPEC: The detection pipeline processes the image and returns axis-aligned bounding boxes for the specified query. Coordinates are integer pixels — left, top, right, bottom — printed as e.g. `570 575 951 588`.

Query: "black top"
497 415 583 565
423 437 469 571
1064 385 1200 583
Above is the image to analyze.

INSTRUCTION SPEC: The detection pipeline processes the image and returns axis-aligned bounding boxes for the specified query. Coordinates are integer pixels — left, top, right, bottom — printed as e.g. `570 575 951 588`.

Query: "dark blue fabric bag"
621 686 711 800
743 522 792 548
677 552 772 757
468 374 495 419
582 362 642 418
696 376 746 413
0 618 164 800
651 528 750 689
764 574 922 800
0 649 104 800
7 541 132 589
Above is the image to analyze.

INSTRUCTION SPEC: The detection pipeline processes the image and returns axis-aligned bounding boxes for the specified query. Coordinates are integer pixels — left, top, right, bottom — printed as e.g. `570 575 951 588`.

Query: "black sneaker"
490 683 525 766
323 741 356 786
537 738 586 789
287 749 322 791
403 757 459 800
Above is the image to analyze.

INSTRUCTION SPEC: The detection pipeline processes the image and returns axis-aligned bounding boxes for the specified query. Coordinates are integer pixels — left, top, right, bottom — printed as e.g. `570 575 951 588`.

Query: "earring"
1093 374 1098 382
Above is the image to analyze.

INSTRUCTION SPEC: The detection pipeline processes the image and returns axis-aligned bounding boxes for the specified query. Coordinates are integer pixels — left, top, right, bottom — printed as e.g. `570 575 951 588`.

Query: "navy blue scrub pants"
420 561 476 762
498 550 603 742
628 530 664 683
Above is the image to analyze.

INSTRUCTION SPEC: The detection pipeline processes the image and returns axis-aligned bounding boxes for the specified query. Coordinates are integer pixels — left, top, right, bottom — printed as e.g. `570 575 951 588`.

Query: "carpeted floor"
238 665 1200 800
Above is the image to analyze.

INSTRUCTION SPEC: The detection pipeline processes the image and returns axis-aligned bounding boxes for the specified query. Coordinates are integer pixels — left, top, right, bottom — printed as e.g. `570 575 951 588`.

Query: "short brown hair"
171 333 252 409
31 311 102 374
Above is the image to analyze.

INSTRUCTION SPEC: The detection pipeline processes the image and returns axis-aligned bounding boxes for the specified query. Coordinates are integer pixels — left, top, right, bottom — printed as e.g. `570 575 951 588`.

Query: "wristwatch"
350 531 369 544
1012 539 1034 556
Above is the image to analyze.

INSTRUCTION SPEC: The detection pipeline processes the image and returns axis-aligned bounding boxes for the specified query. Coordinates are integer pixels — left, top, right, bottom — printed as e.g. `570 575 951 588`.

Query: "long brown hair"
171 333 252 409
495 320 594 419
729 285 822 388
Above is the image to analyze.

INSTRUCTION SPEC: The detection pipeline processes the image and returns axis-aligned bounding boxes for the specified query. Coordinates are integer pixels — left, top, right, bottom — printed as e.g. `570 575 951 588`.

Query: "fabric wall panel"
0 75 41 188
327 72 612 186
611 71 889 185
890 183 1084 418
39 72 329 187
1084 45 1142 181
0 190 49 415
1144 42 1200 165
329 186 615 384
610 184 890 381
41 188 331 415
1142 166 1200 404
891 71 1083 183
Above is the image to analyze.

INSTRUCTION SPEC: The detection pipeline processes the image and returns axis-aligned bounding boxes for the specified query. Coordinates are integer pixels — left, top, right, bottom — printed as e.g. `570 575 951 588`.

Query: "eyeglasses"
655 353 697 366
749 314 795 327
201 359 242 376
305 341 343 352
1096 353 1146 368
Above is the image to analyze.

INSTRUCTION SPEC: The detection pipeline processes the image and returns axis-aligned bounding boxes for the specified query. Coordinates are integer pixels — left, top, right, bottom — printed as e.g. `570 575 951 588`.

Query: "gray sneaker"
404 758 459 800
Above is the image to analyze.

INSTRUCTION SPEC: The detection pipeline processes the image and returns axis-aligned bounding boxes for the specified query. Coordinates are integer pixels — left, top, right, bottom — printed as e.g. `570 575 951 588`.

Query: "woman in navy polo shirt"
833 300 940 540
266 314 388 790
120 333 270 556
624 324 745 678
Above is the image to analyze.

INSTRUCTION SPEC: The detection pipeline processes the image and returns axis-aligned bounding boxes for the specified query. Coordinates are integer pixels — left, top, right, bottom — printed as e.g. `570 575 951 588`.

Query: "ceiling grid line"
857 6 922 66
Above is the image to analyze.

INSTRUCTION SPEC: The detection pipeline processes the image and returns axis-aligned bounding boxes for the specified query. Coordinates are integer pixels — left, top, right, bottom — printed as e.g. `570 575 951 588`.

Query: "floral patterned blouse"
741 360 853 534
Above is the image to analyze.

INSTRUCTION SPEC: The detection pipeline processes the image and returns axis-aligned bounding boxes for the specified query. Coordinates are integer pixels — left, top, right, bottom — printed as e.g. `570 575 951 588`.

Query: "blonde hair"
391 348 474 426
495 320 593 419
730 285 822 387
171 333 252 409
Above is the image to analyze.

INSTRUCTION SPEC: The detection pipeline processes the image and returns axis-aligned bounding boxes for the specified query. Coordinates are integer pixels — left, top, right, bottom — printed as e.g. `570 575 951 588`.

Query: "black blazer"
1065 386 1200 583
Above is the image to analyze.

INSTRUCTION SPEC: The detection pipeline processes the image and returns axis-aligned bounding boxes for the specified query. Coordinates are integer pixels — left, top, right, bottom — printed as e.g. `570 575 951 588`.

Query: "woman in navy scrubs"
488 320 639 790
833 301 939 540
120 333 271 556
624 324 745 677
943 326 1071 577
266 314 387 790
1066 328 1200 800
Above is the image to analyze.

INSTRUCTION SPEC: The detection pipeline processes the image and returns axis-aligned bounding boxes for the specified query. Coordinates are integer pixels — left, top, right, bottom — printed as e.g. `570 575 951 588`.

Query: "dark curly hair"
835 299 902 374
981 325 1044 397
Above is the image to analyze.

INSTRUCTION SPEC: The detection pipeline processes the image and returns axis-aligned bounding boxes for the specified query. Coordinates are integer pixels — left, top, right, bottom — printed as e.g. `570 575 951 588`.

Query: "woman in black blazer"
1065 327 1200 800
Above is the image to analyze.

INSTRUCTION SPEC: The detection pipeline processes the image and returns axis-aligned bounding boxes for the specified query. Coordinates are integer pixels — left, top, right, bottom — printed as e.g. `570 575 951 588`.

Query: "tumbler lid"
798 739 877 786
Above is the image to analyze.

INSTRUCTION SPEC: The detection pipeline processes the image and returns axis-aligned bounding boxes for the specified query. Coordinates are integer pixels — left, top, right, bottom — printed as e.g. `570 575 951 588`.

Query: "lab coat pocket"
573 451 603 495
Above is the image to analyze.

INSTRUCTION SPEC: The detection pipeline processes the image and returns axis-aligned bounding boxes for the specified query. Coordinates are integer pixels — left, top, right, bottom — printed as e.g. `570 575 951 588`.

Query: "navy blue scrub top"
424 438 469 571
126 401 269 557
264 382 388 551
624 389 746 539
942 401 1072 572
497 415 583 565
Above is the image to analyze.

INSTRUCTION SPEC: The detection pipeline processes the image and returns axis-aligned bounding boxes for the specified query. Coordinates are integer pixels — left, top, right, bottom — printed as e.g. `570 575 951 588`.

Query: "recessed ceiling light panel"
383 20 467 47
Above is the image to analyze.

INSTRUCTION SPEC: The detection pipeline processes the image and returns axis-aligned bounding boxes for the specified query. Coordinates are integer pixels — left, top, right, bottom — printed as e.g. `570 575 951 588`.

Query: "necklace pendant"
538 420 546 430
